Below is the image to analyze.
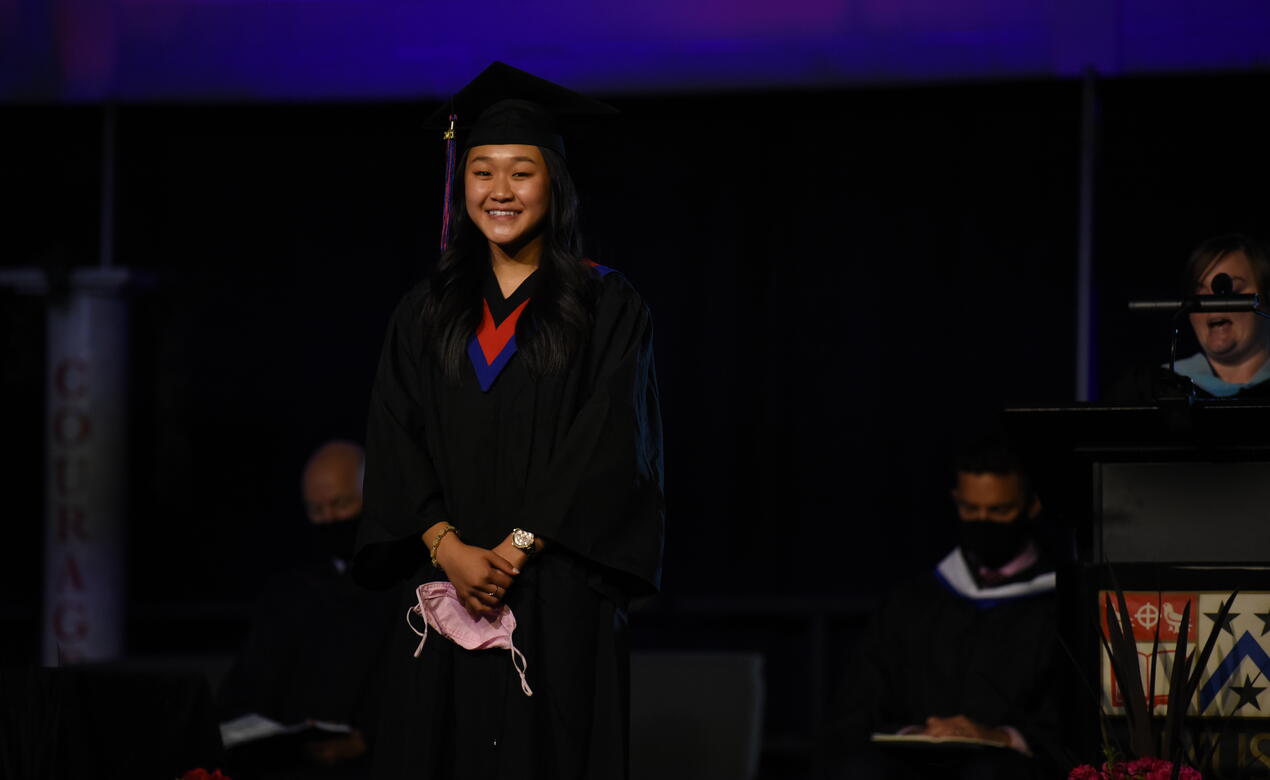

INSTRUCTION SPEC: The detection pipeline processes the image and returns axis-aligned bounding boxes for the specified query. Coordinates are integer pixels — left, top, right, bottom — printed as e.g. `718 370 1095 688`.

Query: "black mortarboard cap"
428 62 616 249
425 61 618 157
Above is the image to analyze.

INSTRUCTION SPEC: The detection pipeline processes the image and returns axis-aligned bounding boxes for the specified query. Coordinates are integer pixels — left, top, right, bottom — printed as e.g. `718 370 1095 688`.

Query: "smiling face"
1189 250 1270 369
464 144 551 257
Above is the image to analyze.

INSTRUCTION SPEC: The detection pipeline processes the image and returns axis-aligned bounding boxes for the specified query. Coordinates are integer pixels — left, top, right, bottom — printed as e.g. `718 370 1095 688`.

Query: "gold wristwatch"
511 528 536 554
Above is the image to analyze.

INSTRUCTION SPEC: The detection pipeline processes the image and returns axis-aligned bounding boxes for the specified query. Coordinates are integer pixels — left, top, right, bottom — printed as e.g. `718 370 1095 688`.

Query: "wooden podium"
1003 403 1270 777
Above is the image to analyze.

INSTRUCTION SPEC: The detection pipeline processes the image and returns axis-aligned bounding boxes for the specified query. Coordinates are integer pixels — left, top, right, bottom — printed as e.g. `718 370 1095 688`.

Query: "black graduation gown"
352 266 664 780
216 557 398 778
834 559 1061 775
218 558 397 729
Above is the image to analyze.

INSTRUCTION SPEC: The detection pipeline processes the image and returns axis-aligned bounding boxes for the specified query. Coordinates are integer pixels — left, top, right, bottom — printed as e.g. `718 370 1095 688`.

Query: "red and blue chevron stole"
467 262 614 391
467 270 535 392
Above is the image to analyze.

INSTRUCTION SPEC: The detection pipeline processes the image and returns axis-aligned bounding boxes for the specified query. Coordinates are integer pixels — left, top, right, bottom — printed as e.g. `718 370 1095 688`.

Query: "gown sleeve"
516 273 666 597
352 286 449 590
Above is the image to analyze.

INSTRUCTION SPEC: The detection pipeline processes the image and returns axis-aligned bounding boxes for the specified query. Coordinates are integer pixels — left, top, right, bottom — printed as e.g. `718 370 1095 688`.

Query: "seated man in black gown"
831 439 1061 779
217 440 396 778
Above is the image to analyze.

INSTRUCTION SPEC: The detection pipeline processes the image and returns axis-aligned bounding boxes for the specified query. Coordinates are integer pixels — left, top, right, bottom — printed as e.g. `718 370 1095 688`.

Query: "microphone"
1128 276 1259 313
1129 270 1268 390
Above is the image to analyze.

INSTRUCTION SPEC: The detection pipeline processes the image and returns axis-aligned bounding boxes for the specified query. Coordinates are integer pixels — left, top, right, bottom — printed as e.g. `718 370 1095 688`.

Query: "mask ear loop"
407 605 430 658
509 643 533 697
407 588 532 696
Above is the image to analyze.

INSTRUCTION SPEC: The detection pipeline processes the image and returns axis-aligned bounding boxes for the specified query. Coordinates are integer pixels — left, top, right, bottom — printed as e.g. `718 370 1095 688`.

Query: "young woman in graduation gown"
351 64 664 780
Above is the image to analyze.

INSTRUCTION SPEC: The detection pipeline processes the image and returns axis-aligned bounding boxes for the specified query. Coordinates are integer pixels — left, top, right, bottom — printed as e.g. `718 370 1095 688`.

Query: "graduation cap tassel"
439 113 458 251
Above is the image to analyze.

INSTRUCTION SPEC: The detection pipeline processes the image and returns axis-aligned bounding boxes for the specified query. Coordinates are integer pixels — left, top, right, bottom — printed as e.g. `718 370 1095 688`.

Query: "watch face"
512 528 534 549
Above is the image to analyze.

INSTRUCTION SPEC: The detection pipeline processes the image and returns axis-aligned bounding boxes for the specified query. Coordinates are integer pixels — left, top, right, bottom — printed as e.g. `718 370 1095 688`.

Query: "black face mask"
959 520 1029 570
313 515 362 563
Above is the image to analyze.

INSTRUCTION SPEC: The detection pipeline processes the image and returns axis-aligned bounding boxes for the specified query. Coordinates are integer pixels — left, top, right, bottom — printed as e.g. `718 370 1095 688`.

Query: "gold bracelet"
429 524 459 569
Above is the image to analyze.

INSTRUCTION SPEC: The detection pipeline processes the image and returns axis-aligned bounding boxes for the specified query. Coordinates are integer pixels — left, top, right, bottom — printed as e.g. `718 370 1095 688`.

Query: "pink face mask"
406 581 533 697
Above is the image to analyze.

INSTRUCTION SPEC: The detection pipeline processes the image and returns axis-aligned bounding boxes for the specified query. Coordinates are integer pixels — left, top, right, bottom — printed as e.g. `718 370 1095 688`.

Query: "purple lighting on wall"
2 0 1270 100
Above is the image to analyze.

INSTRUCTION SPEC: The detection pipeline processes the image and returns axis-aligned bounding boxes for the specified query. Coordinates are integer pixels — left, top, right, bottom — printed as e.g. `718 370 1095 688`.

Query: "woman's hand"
434 533 518 615
492 539 530 573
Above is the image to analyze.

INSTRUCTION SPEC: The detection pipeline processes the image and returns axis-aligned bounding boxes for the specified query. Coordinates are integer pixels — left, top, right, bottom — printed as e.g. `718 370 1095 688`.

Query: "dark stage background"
4 72 1270 774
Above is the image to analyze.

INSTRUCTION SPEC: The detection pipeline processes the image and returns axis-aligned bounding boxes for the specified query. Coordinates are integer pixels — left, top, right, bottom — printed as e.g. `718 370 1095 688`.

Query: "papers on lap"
870 732 1005 750
219 713 352 749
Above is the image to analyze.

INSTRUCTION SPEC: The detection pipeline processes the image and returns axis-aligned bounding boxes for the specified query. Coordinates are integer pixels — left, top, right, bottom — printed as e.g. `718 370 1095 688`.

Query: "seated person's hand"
303 728 368 765
922 714 1011 746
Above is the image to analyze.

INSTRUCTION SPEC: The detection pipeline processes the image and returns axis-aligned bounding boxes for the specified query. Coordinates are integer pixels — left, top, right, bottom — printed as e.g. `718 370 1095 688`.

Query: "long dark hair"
421 146 597 379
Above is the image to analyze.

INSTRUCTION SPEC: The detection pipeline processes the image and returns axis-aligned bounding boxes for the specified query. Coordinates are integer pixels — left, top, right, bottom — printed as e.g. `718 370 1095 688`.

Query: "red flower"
1121 757 1203 780
180 769 231 780
1069 758 1202 780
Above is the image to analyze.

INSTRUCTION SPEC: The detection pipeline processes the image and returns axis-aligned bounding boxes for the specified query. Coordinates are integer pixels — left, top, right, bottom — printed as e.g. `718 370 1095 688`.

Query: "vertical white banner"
42 271 132 665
